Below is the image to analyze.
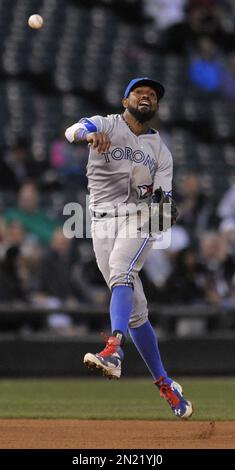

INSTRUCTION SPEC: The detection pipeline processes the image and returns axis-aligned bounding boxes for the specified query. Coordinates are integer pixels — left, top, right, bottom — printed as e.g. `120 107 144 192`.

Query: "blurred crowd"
0 163 235 315
143 0 235 98
143 174 235 309
0 0 235 334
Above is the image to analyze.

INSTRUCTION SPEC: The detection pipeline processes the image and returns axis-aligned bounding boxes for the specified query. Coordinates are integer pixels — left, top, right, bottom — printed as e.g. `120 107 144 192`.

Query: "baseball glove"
151 186 179 232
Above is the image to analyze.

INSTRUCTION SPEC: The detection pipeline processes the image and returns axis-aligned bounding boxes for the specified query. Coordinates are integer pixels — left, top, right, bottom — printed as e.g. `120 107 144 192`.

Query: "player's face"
123 86 158 123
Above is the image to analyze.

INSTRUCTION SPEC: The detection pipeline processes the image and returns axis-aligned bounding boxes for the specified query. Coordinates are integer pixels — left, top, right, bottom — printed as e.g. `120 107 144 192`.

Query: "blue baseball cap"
124 77 165 100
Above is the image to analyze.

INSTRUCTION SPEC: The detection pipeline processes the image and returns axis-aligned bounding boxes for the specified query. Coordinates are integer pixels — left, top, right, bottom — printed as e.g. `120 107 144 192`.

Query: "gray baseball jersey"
65 113 173 327
65 113 173 211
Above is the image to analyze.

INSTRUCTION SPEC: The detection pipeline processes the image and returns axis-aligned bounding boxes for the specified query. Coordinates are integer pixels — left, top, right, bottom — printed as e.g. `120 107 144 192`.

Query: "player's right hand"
86 132 111 153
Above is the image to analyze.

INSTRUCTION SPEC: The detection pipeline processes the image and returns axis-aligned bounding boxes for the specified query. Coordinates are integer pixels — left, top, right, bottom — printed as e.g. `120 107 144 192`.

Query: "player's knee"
109 272 134 290
109 256 135 288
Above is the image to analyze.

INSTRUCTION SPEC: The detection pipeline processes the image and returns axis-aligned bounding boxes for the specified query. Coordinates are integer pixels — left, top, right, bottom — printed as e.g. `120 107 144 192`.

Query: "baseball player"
65 77 193 419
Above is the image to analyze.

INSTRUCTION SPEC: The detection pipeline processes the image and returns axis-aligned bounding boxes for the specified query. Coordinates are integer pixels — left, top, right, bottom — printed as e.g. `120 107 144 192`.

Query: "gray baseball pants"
91 211 153 328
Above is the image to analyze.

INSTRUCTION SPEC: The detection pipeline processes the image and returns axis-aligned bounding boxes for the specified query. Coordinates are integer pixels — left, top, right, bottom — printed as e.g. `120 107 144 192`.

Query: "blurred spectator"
164 247 205 304
0 245 25 302
219 218 235 259
36 228 78 303
4 182 60 245
185 1 228 49
197 231 235 306
143 249 172 292
188 37 222 94
3 138 47 189
143 0 187 33
36 231 108 306
1 220 25 252
50 132 88 190
217 183 235 222
35 230 108 334
71 240 109 306
50 131 71 170
143 0 188 49
168 224 191 253
220 52 235 100
0 149 19 190
217 183 235 259
0 220 41 302
177 173 214 239
34 228 81 335
143 224 190 302
157 0 226 53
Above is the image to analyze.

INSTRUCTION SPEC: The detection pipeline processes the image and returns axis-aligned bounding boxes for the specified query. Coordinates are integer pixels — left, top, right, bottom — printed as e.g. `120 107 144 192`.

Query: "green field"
0 378 234 420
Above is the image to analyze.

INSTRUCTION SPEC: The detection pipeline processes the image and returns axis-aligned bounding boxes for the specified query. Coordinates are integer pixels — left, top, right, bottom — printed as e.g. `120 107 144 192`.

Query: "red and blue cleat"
84 335 124 379
155 376 193 419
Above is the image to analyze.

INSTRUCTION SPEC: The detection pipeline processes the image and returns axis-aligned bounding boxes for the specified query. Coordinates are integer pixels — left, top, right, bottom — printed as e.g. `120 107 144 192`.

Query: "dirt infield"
0 420 234 449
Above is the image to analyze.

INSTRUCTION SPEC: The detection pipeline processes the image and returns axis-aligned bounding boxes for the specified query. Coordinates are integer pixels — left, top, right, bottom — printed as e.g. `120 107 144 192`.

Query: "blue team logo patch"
137 184 153 199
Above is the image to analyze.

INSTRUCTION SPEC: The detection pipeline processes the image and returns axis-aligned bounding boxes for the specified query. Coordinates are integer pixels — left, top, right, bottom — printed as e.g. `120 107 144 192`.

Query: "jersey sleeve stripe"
80 118 98 133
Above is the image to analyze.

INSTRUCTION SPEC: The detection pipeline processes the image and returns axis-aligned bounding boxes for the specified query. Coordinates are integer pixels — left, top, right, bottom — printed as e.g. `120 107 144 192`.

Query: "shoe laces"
155 377 180 407
159 383 180 407
98 333 121 357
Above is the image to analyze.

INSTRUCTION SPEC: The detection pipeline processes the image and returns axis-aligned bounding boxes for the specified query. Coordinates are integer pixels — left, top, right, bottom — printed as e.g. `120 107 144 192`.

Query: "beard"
128 104 156 123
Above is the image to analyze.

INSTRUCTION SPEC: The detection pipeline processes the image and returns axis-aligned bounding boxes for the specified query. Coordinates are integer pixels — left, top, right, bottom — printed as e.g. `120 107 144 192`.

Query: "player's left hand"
152 187 179 231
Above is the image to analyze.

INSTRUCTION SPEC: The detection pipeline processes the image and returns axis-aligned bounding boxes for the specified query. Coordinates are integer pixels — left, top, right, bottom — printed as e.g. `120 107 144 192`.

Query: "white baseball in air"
28 14 44 29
